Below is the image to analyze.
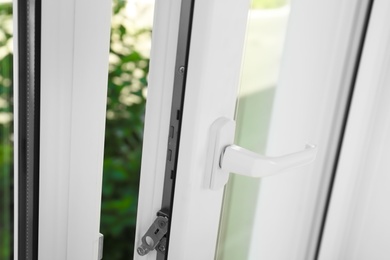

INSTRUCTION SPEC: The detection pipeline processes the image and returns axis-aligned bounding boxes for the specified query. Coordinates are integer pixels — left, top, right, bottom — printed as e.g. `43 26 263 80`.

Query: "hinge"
137 210 169 256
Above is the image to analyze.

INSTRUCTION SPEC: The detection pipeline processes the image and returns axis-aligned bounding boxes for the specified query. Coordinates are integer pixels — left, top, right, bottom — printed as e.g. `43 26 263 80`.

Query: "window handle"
221 144 317 178
206 118 318 190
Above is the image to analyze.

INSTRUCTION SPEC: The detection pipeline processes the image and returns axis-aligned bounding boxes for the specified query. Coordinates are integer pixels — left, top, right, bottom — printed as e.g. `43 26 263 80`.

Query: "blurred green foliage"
0 2 13 260
100 1 150 259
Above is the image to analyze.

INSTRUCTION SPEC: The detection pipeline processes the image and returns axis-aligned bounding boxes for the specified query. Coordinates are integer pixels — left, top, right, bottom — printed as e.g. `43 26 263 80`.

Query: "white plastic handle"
221 144 317 178
206 117 318 190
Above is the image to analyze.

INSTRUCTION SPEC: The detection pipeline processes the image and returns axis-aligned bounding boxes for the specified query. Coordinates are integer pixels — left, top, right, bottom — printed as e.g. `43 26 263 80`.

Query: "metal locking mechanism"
137 211 169 256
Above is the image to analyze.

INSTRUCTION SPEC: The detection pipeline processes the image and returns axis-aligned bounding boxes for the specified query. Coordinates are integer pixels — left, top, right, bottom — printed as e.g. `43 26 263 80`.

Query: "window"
133 0 371 259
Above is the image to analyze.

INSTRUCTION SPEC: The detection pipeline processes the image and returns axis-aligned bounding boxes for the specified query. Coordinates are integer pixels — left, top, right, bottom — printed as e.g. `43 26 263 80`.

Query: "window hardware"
206 118 318 190
137 211 169 256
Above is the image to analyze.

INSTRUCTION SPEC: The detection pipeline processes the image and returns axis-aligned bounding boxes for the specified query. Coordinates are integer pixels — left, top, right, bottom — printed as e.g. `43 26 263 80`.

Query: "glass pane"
100 1 154 259
216 0 290 259
0 1 13 259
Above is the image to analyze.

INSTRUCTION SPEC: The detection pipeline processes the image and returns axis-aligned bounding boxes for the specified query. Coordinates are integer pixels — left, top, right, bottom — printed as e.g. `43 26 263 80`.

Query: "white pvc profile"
319 0 390 258
133 0 183 259
247 0 371 259
168 0 251 259
38 0 111 259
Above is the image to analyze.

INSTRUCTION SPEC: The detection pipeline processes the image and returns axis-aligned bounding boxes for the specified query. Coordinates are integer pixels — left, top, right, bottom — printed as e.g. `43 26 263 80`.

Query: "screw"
158 244 166 252
158 220 166 228
179 66 185 74
137 245 150 256
137 247 146 256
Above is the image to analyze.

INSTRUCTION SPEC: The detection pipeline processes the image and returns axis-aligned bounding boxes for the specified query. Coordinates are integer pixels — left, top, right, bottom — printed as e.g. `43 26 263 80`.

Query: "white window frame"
13 0 111 259
132 0 184 260
134 0 371 259
245 0 371 258
319 0 390 258
12 0 376 258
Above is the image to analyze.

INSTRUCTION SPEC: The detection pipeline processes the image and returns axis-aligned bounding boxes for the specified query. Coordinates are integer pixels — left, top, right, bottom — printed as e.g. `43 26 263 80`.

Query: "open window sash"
134 0 372 259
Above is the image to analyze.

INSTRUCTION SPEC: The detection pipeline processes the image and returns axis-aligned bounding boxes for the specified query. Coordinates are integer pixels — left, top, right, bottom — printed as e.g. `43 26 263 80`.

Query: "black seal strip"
17 0 41 259
158 0 195 259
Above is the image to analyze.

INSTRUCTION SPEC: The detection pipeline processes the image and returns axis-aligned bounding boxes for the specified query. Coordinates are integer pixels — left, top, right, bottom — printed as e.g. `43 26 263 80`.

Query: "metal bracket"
137 211 169 256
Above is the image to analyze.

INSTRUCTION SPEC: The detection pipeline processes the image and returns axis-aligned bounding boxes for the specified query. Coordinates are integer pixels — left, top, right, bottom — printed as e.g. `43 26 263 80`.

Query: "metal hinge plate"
137 211 169 256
